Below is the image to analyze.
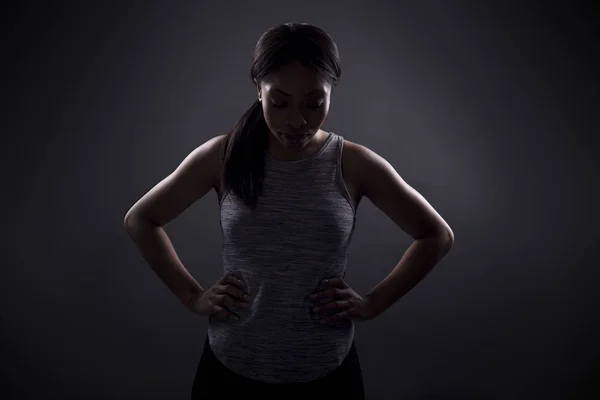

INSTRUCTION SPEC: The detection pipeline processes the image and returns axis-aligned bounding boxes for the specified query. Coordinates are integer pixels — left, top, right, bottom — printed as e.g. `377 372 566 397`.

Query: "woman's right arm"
123 134 226 310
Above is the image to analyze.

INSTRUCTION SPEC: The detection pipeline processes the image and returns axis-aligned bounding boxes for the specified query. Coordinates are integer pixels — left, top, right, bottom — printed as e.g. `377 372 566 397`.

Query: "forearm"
365 233 453 318
124 216 204 309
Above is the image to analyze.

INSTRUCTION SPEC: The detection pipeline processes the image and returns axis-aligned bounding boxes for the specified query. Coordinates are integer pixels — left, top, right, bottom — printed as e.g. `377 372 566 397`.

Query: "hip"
192 334 365 399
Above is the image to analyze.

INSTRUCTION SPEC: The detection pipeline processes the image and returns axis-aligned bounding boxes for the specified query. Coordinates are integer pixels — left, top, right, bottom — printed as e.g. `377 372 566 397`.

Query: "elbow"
123 209 142 231
444 228 455 247
123 214 134 232
422 228 454 248
441 229 454 250
124 209 157 233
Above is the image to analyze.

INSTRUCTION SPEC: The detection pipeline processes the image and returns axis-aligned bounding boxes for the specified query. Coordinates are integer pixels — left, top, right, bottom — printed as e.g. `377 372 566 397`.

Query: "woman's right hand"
191 273 252 320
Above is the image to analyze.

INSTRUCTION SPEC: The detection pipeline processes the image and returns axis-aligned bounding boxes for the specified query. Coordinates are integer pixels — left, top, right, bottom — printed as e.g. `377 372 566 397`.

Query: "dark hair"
219 22 342 210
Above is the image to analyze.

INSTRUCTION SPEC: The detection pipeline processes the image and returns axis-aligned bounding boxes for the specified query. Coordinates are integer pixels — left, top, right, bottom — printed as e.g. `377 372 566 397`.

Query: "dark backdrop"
4 1 598 399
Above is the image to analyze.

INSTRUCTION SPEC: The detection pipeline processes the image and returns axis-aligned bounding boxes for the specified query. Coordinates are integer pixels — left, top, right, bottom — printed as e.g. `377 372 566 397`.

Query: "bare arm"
350 142 454 317
124 135 225 310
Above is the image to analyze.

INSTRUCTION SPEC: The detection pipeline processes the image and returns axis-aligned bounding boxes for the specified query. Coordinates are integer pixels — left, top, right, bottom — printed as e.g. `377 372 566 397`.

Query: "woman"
124 22 454 399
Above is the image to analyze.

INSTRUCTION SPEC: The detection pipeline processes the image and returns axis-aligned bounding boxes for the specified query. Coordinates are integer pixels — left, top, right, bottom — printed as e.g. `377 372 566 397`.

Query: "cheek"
308 108 329 127
314 107 329 122
262 107 277 123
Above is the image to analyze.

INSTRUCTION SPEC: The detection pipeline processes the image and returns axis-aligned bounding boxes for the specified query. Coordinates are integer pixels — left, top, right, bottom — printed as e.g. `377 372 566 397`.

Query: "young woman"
124 22 454 399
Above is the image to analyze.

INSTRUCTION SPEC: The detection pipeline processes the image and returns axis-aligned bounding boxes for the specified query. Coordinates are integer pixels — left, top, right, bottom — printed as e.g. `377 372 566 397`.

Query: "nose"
286 112 307 129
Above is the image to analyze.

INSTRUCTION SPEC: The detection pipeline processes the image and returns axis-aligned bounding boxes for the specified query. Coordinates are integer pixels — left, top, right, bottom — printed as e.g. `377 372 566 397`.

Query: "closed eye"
271 102 323 110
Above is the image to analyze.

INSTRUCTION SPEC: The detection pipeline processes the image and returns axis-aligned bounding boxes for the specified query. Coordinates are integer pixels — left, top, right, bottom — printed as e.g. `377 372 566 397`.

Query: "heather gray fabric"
208 131 357 384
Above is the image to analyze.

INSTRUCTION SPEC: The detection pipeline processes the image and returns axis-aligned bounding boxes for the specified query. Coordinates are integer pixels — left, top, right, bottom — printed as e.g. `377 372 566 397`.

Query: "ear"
256 83 262 100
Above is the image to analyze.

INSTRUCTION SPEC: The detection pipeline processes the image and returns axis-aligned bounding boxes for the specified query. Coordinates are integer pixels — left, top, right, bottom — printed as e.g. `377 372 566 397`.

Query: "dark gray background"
4 1 599 399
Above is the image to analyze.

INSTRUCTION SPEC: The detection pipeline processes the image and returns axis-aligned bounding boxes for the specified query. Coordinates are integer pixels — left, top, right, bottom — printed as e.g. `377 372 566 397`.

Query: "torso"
213 130 363 210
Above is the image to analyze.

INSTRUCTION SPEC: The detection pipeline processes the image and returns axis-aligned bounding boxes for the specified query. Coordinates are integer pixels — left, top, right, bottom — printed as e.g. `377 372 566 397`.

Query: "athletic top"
207 131 357 384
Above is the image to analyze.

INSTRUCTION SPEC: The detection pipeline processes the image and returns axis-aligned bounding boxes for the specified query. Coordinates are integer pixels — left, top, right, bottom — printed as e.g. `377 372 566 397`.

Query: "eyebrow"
273 88 325 97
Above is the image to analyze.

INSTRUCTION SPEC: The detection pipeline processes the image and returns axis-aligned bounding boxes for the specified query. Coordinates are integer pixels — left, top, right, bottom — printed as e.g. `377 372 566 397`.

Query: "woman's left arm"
351 142 455 317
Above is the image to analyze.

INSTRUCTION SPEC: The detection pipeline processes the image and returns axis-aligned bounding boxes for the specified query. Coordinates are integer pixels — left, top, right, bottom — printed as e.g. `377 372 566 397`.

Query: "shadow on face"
258 61 332 150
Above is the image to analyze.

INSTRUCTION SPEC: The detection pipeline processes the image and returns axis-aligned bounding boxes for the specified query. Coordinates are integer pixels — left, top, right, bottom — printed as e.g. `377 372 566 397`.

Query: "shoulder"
191 133 227 164
341 137 400 176
341 136 454 241
340 136 413 202
186 133 228 187
340 137 367 161
208 133 229 160
211 133 228 150
340 137 387 196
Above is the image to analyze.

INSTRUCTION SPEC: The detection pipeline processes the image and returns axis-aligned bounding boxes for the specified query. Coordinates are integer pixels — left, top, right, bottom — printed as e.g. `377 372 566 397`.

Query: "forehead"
263 61 330 96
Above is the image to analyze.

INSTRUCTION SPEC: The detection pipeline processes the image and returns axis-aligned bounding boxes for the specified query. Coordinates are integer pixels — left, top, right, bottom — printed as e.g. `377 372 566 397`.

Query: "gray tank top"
208 131 357 384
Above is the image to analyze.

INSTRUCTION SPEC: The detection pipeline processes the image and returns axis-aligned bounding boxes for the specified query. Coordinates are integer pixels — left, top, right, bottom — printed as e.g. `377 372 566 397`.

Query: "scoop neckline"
265 131 335 164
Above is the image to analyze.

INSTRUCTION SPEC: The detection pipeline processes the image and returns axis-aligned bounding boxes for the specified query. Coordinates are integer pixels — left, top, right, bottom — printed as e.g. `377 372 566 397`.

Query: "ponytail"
219 99 269 210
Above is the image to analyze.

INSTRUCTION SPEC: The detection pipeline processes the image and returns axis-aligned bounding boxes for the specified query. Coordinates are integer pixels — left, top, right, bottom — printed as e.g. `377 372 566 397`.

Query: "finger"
321 277 346 288
213 293 226 305
315 299 353 314
310 288 330 300
228 274 249 293
321 309 351 324
221 307 240 320
222 273 245 289
218 275 250 302
219 273 242 289
311 287 347 300
214 293 237 310
226 311 240 321
216 292 250 309
213 304 224 314
225 285 251 303
226 293 251 308
214 304 240 321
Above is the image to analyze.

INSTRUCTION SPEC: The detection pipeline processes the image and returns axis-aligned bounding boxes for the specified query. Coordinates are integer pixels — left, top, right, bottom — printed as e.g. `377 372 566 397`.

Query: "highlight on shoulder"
124 133 228 227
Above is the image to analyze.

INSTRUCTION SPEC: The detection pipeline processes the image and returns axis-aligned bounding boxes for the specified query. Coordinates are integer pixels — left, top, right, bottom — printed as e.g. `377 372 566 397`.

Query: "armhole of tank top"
337 136 357 216
215 135 230 208
217 186 230 207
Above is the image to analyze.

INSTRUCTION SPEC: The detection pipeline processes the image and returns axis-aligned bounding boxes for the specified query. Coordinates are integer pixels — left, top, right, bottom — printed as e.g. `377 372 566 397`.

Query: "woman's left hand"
310 277 378 324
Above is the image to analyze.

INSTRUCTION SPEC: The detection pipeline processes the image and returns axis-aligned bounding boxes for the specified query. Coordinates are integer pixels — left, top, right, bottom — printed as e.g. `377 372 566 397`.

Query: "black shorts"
191 335 365 399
